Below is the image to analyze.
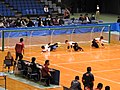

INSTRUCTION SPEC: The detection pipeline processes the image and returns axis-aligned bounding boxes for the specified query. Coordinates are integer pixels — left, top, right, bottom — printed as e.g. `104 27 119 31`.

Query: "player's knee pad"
67 46 70 49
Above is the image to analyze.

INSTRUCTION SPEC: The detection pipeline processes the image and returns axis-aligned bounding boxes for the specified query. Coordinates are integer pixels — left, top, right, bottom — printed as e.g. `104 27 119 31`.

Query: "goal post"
0 25 111 51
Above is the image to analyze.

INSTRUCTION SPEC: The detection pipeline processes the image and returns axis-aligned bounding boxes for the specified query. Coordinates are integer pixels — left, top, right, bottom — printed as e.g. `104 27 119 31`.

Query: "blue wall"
0 23 120 38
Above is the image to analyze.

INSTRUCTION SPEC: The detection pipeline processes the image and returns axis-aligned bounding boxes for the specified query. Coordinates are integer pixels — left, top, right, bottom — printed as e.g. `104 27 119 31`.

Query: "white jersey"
95 38 108 44
44 44 50 52
95 38 100 41
68 41 75 46
95 38 102 43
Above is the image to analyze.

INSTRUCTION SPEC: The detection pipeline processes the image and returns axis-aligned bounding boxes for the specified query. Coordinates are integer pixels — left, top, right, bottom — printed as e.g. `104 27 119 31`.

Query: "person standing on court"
15 38 24 61
82 67 94 90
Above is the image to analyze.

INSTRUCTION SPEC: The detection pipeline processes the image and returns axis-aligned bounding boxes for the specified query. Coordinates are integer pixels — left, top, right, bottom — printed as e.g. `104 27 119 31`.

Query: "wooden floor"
0 41 120 90
0 13 120 89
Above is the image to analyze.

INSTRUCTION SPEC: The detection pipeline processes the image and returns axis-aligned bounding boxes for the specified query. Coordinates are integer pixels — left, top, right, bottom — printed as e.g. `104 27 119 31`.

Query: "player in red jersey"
15 38 24 61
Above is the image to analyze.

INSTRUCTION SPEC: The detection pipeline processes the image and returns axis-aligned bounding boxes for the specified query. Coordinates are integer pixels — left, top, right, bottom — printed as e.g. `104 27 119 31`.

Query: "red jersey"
42 64 50 76
15 42 24 53
44 64 49 72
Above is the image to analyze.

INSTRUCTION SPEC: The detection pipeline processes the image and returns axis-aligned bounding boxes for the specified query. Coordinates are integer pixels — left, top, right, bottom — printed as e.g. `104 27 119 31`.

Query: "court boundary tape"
52 64 120 85
23 56 120 85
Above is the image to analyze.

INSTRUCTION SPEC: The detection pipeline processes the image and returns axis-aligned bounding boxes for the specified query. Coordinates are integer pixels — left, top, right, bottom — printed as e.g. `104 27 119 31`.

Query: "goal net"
0 25 110 51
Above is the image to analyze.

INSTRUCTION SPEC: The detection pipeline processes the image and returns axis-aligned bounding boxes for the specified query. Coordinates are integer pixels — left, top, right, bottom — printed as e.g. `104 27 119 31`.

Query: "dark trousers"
43 75 52 86
84 82 94 90
91 43 99 48
73 46 84 51
67 45 72 49
15 52 23 60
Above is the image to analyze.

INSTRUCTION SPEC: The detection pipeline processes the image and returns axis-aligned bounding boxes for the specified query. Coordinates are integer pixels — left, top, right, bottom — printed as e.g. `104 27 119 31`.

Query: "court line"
50 48 120 56
52 64 120 85
23 56 120 85
14 45 120 85
93 68 120 73
23 53 120 75
23 49 120 65
18 47 120 58
0 41 90 49
57 58 120 65
1 42 120 50
95 75 120 84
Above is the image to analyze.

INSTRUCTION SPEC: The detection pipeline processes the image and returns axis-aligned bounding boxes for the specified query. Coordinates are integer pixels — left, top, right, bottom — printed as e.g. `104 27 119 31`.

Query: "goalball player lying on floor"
65 40 84 51
41 43 59 52
91 36 105 48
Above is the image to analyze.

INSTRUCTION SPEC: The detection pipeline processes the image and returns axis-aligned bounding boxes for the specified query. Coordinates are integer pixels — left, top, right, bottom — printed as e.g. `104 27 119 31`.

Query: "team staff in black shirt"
82 67 94 90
